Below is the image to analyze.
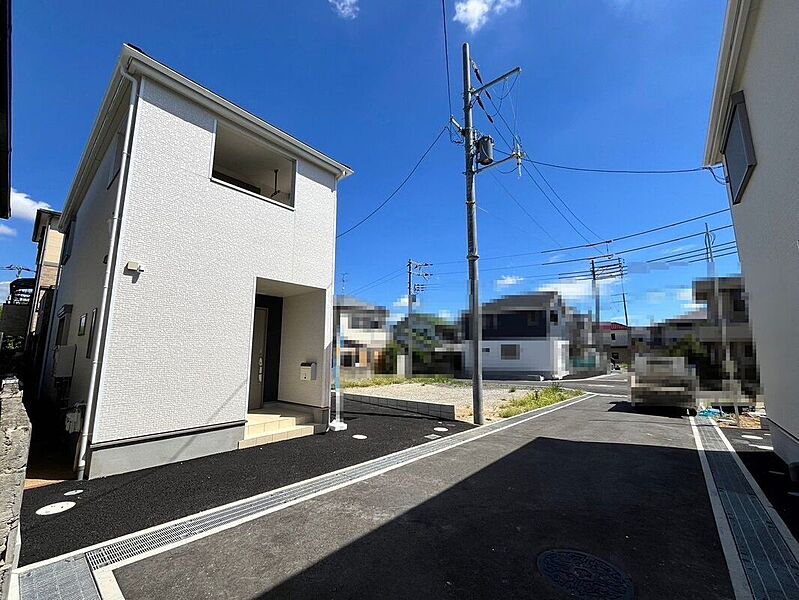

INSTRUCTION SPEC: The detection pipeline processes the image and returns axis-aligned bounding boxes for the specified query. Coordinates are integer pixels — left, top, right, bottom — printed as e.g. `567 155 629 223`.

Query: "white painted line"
741 435 763 441
690 417 753 600
16 393 596 577
769 471 785 476
433 427 448 432
64 489 84 497
714 424 799 564
352 434 367 440
749 444 774 451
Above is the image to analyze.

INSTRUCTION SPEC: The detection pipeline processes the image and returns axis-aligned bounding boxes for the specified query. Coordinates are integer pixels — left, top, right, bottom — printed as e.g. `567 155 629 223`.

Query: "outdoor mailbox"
300 362 317 381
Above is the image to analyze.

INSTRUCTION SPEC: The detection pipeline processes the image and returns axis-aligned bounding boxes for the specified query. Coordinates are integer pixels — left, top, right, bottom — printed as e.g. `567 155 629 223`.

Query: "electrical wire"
441 0 461 145
337 127 447 239
488 172 560 245
524 157 726 176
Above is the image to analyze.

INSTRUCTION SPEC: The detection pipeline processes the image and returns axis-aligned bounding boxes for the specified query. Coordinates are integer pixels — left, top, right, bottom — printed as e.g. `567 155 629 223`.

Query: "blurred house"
393 313 462 376
704 1 799 473
599 322 630 365
462 291 571 380
24 209 63 386
334 296 389 379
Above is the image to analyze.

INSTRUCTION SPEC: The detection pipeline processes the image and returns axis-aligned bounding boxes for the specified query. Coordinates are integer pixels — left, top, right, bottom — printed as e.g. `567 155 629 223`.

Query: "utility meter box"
300 362 317 381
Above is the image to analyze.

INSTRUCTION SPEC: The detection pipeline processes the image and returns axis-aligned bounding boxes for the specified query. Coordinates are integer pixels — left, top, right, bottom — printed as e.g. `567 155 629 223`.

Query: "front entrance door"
248 307 268 410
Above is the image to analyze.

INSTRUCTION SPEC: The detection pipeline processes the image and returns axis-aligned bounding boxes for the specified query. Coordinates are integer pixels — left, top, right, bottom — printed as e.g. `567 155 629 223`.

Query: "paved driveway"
112 394 733 599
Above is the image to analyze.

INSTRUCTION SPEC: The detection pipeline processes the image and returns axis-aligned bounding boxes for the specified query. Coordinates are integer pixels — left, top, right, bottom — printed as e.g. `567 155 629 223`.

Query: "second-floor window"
211 122 296 208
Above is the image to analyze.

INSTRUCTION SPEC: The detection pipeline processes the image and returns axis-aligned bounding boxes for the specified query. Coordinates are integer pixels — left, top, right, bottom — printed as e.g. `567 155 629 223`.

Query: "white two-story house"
41 45 352 478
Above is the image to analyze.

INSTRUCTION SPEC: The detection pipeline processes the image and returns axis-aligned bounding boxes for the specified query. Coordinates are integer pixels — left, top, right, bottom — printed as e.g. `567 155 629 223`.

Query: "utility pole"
705 223 737 419
619 257 630 366
452 42 521 425
591 258 602 367
407 259 414 378
405 259 432 379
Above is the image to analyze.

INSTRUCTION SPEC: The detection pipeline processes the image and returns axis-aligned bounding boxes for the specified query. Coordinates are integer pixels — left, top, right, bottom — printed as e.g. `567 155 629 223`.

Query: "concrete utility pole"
407 258 414 378
453 42 521 426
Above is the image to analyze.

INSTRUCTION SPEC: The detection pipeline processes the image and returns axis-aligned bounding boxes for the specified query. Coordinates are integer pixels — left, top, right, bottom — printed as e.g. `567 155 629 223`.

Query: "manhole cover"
537 549 633 600
36 501 76 515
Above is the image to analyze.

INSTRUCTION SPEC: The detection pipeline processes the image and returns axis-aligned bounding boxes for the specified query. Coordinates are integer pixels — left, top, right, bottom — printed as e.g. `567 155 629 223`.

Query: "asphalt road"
114 394 733 600
484 371 630 397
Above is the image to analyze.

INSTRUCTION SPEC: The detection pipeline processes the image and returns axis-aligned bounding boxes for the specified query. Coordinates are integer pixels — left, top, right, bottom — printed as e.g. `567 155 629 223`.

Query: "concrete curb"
343 393 456 421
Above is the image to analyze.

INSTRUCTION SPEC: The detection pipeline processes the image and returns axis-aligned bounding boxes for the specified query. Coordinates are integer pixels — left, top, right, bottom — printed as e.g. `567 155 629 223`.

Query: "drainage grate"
18 555 100 600
20 395 589 598
537 549 634 600
696 418 799 600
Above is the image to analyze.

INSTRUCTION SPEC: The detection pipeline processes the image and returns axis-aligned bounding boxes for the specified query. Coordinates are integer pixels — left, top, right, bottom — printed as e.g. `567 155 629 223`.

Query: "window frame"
721 91 757 205
209 119 298 211
86 308 97 359
500 344 520 360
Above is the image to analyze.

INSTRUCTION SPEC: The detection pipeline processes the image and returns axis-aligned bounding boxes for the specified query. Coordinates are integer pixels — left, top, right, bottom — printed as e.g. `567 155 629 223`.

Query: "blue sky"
4 0 735 325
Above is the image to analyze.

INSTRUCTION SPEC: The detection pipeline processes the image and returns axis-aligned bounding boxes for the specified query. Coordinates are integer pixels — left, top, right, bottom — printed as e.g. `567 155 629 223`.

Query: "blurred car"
630 355 698 412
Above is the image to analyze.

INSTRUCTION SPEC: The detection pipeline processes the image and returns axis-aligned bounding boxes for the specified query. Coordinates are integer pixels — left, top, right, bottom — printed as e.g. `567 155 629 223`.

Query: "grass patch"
497 385 582 418
342 375 464 389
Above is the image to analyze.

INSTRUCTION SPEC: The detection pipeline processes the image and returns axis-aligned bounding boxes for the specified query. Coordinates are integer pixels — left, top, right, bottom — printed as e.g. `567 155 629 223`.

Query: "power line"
521 162 593 243
527 160 603 241
613 224 734 257
337 127 447 239
524 157 725 177
488 172 560 245
441 0 459 144
348 268 405 295
539 208 731 254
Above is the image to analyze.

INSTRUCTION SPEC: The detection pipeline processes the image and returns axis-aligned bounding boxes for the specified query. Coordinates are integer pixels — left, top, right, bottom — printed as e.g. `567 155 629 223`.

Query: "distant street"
481 370 630 397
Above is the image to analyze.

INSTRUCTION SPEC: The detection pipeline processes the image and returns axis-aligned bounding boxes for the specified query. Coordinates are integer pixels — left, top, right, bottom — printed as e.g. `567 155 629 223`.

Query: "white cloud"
453 0 521 33
329 0 359 19
682 302 705 312
0 223 16 237
676 287 693 302
438 309 453 321
393 295 409 308
545 253 565 264
538 276 619 302
496 274 524 290
646 290 667 304
10 188 51 221
659 244 695 256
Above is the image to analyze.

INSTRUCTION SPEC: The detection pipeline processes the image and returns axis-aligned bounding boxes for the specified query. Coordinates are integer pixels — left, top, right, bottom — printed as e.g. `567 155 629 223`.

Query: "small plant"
509 386 516 393
497 385 581 418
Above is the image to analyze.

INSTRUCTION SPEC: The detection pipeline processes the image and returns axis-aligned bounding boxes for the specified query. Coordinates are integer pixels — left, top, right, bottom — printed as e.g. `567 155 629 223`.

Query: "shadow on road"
116 435 734 600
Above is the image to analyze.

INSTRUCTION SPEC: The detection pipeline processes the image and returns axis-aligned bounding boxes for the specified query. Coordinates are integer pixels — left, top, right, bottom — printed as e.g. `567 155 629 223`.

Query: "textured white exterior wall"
93 78 337 443
41 135 119 405
278 289 331 408
463 339 569 378
726 2 799 455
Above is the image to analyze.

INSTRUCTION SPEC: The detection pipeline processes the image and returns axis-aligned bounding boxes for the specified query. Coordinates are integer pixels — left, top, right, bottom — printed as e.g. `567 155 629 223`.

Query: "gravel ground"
346 382 566 422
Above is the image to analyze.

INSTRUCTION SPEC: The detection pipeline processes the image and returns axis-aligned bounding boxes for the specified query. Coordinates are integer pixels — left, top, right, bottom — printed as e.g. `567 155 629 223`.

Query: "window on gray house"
722 91 756 205
501 344 520 360
212 122 295 207
60 220 75 265
611 333 616 341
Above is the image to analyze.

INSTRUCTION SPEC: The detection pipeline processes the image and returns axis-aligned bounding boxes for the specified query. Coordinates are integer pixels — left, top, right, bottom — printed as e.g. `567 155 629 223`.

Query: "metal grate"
17 555 99 600
21 396 587 598
697 417 799 600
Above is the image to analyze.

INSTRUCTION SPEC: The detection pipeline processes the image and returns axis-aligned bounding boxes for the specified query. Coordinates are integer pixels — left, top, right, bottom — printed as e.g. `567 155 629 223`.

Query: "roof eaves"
121 44 353 180
704 0 752 166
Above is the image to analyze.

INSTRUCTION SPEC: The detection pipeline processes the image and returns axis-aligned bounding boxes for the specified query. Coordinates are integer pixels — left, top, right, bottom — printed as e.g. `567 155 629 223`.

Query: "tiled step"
238 424 315 449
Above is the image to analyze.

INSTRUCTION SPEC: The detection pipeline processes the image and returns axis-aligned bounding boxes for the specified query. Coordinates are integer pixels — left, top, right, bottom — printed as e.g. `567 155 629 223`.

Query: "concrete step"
244 416 298 438
238 424 315 449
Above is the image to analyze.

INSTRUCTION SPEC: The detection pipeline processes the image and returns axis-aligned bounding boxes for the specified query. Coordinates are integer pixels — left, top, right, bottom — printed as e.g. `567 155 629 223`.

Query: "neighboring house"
25 210 63 376
40 45 352 478
393 313 463 376
703 1 799 471
599 322 630 365
462 291 570 380
334 296 389 378
693 277 758 395
0 278 33 341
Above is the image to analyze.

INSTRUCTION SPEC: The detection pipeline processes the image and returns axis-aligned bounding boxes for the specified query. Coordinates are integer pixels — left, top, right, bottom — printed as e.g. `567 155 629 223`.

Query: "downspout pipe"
76 65 138 479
